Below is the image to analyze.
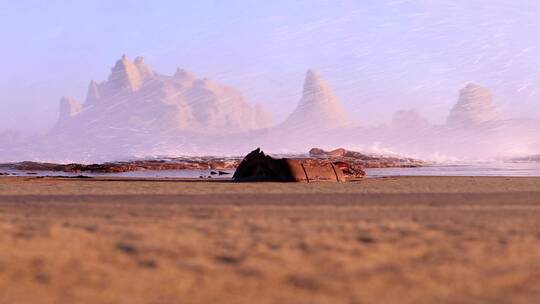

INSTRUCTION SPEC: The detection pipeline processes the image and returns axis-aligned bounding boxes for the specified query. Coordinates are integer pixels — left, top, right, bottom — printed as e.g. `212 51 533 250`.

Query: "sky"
1 0 540 134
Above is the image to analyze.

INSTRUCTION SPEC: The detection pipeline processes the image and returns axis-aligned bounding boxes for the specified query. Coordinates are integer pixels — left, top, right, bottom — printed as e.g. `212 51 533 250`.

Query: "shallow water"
0 169 236 179
365 162 540 177
2 162 540 178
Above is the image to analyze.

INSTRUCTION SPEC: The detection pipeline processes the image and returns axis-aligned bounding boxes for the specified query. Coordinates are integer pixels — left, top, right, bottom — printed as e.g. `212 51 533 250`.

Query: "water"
2 162 540 178
0 169 236 179
365 162 540 177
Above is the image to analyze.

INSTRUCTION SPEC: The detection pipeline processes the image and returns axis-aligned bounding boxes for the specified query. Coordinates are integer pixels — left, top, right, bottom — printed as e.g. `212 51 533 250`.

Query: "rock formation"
85 80 100 105
1 147 427 178
57 96 82 126
309 147 423 168
54 55 271 135
3 157 241 173
106 54 143 93
447 83 499 127
280 70 349 131
233 148 353 182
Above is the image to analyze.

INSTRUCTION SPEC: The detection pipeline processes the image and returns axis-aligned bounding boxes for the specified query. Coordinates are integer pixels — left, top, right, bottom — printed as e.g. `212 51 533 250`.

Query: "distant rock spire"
447 83 499 126
85 80 100 105
58 96 82 125
107 54 143 92
303 70 327 98
281 70 348 130
134 56 154 80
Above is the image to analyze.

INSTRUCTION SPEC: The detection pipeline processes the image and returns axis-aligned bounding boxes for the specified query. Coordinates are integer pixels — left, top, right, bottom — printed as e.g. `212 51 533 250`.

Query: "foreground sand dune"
0 176 540 303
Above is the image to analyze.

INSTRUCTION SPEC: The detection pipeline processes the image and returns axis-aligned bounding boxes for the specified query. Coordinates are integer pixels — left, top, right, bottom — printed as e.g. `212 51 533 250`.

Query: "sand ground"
0 176 539 304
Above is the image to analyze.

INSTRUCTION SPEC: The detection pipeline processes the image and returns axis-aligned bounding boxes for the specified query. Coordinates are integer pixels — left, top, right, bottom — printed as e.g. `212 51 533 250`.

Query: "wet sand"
0 176 539 304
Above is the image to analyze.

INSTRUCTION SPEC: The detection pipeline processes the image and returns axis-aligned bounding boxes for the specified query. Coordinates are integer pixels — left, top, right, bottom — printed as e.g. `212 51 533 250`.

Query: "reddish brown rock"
233 148 345 182
333 161 366 179
0 147 422 177
2 158 241 174
309 147 424 168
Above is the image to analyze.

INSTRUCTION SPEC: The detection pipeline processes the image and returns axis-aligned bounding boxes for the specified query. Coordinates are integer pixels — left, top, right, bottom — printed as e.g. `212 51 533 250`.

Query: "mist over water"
1 1 540 165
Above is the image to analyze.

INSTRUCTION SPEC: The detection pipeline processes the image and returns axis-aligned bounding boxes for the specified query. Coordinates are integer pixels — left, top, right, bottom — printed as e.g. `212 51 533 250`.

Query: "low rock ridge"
309 147 425 168
0 148 424 174
1 158 242 174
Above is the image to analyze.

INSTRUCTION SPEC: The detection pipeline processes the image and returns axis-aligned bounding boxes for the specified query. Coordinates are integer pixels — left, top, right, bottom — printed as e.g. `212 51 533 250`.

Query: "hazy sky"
1 0 540 133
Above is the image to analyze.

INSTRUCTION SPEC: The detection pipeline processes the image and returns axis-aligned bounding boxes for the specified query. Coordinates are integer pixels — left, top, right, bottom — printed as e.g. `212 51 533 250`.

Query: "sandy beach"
1 176 540 303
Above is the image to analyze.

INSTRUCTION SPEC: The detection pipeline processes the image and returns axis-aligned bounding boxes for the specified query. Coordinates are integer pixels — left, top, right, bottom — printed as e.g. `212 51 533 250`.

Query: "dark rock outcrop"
233 148 345 182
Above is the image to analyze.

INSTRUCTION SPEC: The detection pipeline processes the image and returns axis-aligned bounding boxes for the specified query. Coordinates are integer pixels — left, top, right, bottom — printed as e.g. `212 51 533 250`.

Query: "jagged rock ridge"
56 55 271 134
